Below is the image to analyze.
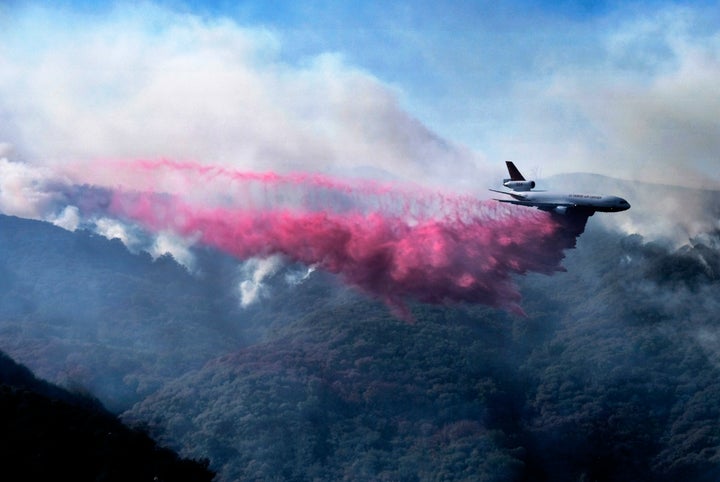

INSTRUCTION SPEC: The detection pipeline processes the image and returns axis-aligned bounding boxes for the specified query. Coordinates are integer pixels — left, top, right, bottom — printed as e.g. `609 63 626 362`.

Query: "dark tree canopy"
2 207 720 481
0 351 214 481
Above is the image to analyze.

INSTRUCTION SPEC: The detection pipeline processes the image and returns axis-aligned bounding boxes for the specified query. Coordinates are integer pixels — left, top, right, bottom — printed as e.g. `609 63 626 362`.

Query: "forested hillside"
0 350 214 481
0 214 327 411
124 227 720 481
2 203 720 480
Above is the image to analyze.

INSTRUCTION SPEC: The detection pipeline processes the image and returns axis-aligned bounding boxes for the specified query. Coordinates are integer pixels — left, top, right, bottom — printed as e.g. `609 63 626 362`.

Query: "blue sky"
1 0 719 188
134 0 624 143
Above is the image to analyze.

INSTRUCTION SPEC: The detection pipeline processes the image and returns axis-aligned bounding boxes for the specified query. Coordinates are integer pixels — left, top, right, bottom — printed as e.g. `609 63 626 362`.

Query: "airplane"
490 161 631 216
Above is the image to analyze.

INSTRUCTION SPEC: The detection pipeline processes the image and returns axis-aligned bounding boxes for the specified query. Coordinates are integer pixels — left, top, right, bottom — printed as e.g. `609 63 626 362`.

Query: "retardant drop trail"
104 160 588 320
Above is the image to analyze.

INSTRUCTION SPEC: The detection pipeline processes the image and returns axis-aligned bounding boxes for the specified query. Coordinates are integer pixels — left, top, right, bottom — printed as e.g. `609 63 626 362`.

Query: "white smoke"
151 232 197 271
489 6 720 190
285 265 317 285
0 157 67 219
0 4 483 191
51 205 81 231
94 217 139 247
238 255 284 307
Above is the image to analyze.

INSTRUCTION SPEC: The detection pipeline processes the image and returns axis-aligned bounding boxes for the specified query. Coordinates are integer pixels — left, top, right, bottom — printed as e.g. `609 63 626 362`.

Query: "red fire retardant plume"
107 161 583 320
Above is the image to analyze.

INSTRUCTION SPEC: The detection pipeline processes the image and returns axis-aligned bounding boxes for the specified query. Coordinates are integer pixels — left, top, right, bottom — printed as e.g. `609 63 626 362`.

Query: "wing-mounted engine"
503 179 536 191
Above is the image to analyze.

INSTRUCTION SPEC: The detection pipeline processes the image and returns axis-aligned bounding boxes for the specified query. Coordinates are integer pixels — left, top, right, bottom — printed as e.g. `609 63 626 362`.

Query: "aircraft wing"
493 198 574 209
491 196 596 217
488 188 527 201
489 189 577 211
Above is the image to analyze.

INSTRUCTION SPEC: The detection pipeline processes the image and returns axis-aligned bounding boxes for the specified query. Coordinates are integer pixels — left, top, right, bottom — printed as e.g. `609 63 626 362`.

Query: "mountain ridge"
0 349 215 481
1 187 720 480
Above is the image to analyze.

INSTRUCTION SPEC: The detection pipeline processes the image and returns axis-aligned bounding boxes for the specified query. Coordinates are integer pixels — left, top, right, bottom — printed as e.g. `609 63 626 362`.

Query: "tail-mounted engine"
503 179 536 191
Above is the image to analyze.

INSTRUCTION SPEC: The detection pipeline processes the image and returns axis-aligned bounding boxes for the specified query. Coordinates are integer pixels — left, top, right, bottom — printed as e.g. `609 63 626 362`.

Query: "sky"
0 0 718 191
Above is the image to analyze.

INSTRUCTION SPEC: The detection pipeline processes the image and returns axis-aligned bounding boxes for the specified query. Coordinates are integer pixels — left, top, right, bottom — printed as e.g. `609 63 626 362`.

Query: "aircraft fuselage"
491 162 631 215
511 191 630 212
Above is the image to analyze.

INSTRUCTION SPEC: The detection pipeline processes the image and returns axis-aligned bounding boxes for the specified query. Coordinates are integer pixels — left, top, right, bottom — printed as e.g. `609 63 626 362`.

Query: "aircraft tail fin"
505 161 525 181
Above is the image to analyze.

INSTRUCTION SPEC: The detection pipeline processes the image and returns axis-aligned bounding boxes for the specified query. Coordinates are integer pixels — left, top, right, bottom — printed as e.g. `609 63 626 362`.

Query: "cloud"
6 2 716 192
2 2 717 251
500 6 720 188
0 3 482 189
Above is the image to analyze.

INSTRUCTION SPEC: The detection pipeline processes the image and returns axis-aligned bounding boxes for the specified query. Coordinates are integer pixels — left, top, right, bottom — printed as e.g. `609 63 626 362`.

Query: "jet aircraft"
490 162 631 216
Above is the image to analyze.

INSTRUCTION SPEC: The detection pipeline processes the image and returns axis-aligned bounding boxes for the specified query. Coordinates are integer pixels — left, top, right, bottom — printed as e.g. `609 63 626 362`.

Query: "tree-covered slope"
0 350 215 481
2 189 720 481
0 214 329 411
124 225 720 481
126 302 527 481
